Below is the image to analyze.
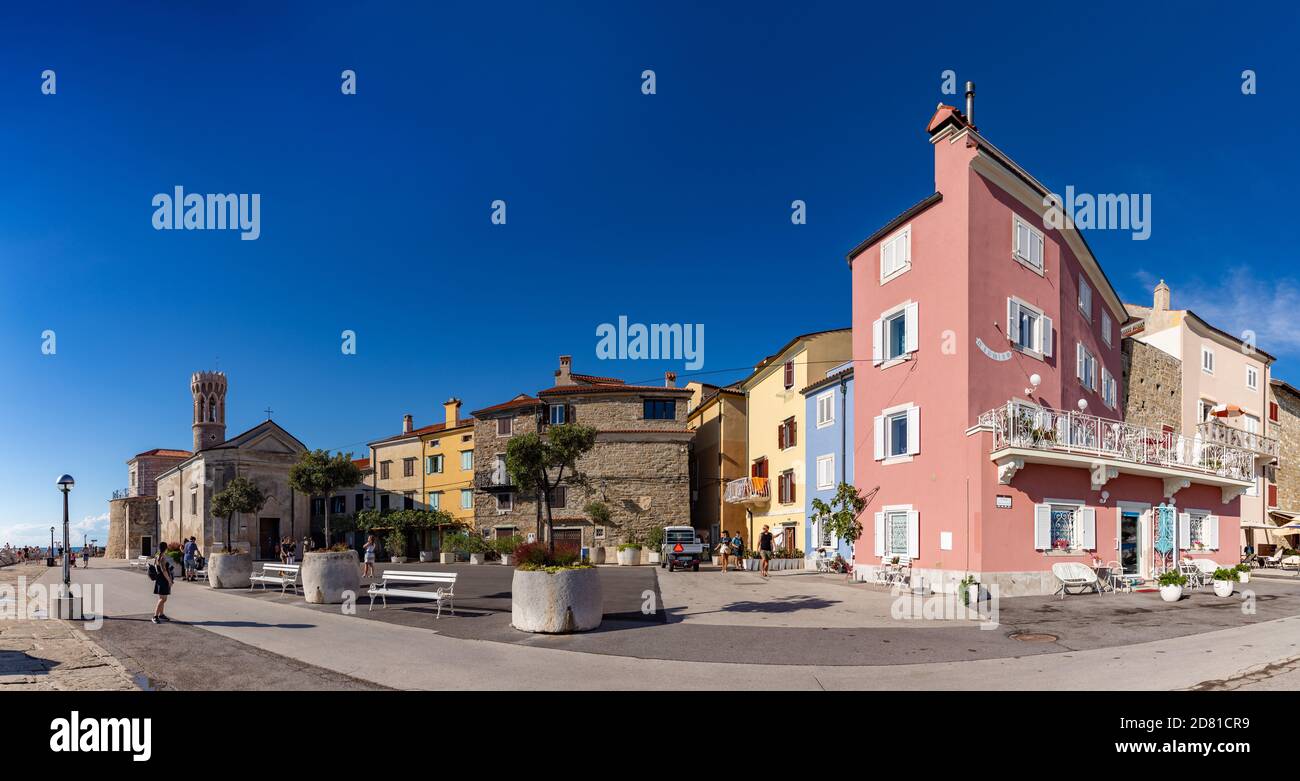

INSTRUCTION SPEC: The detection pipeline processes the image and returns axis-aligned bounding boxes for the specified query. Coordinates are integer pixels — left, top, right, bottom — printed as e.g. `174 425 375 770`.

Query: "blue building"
802 363 855 560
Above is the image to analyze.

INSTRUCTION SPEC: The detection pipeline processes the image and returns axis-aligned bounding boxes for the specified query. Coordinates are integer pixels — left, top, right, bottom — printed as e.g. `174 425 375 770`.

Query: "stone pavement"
0 561 137 691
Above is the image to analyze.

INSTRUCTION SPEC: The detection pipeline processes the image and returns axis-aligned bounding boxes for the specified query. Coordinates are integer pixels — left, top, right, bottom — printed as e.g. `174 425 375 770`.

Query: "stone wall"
1122 338 1181 430
128 454 187 498
106 496 159 559
556 391 691 431
1272 384 1300 513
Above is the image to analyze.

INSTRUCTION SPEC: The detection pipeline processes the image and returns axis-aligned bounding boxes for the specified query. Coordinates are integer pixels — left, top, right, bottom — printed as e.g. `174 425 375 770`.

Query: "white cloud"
1169 267 1300 355
1 513 110 548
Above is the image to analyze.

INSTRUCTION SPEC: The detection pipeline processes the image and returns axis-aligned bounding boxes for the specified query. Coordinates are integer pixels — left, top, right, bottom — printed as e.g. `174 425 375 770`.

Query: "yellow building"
725 328 851 554
421 398 476 528
686 382 748 548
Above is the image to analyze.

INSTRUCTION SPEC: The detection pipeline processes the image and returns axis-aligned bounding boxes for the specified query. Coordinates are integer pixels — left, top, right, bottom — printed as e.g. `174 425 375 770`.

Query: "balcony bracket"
1090 463 1119 491
1163 477 1191 499
1221 485 1249 505
996 457 1024 485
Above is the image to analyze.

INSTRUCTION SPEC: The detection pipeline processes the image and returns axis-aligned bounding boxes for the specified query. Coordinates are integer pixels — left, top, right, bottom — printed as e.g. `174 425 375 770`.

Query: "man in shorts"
758 525 774 578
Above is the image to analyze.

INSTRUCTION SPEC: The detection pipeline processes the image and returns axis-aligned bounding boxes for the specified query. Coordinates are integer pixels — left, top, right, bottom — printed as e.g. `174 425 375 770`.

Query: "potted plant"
208 476 266 589
495 535 522 566
290 449 363 604
1156 570 1187 602
511 541 602 633
1211 567 1239 598
957 574 979 607
645 527 664 564
616 542 641 566
1234 563 1251 584
466 534 489 565
386 529 408 564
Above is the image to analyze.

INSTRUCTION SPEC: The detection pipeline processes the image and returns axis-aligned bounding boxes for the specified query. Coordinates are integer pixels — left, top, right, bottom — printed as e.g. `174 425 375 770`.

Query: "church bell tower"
191 371 228 451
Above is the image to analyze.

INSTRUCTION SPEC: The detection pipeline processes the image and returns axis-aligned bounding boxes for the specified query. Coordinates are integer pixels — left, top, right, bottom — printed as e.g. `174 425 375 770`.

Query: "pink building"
848 98 1253 596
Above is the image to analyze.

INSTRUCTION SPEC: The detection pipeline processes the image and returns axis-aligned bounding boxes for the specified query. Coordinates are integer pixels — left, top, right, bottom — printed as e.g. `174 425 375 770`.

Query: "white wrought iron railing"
725 476 771 503
977 400 1254 482
1195 419 1279 460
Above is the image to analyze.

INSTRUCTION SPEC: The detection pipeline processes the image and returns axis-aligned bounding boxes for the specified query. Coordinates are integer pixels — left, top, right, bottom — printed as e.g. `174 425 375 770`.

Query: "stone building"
471 356 693 552
1264 378 1300 553
108 371 312 560
106 448 190 559
1120 336 1182 432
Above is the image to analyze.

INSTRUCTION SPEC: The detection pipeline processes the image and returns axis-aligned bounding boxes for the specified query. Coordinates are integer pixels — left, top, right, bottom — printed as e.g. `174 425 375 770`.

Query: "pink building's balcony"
1195 419 1279 463
725 477 771 507
977 401 1256 502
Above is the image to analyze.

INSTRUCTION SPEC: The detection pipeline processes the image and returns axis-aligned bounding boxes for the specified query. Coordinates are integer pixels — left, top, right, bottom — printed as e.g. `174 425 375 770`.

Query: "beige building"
1125 281 1278 544
368 414 431 514
686 381 747 547
471 356 692 551
725 328 852 552
1264 379 1300 554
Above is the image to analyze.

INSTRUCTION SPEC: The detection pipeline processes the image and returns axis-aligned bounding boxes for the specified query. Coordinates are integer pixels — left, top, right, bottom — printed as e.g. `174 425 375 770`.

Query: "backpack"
146 562 158 581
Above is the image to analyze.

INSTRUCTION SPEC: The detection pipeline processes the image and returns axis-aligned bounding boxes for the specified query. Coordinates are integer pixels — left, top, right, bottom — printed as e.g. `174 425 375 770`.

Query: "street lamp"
56 474 76 618
49 526 55 566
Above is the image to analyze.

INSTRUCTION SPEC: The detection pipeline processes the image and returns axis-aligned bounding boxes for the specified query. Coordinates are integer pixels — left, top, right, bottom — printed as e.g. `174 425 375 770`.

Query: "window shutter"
789 474 796 504
872 318 883 366
873 415 885 460
1034 504 1051 550
906 511 919 559
1178 512 1191 550
1031 231 1043 268
1076 343 1085 382
777 422 784 449
901 230 910 266
1206 515 1220 550
905 406 920 455
1040 315 1053 358
904 301 919 354
1079 507 1096 550
789 418 797 447
1007 298 1020 344
874 512 884 557
1270 483 1278 507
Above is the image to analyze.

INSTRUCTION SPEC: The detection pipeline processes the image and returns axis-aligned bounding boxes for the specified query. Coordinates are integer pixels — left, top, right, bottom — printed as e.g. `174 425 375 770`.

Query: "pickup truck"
660 525 705 572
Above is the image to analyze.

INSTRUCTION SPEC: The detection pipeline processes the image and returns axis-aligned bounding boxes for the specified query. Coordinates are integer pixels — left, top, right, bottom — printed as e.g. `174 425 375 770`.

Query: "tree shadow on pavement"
719 596 841 614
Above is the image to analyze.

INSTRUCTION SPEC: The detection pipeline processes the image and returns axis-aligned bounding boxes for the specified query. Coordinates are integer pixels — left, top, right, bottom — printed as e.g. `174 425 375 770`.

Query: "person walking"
730 531 745 570
716 530 733 573
758 525 774 579
361 534 377 579
150 542 175 624
182 536 199 581
284 537 296 565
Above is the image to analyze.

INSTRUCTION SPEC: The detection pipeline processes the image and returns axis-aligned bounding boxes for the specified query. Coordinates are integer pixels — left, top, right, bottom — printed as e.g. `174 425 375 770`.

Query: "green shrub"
645 527 664 549
1156 570 1187 587
1212 567 1240 582
617 543 641 552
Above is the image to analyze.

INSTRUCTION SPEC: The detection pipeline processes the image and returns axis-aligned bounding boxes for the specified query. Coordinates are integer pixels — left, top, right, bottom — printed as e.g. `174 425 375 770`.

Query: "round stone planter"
468 553 486 565
647 551 662 565
1159 584 1183 602
616 547 640 566
302 550 360 604
1238 571 1251 584
745 558 760 571
711 556 721 566
500 554 515 566
439 552 456 564
207 552 252 589
390 556 408 565
1212 580 1235 598
511 567 602 633
589 547 606 565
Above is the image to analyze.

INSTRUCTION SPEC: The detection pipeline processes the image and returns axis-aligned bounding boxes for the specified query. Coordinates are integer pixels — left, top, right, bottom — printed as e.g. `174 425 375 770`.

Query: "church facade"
108 371 312 561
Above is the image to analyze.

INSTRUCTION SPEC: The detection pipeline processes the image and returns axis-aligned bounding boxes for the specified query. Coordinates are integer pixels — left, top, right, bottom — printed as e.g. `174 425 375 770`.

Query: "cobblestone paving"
0 562 138 691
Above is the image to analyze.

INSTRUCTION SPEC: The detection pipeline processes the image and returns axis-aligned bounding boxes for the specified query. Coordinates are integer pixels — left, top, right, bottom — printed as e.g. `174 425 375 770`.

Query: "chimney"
965 81 976 128
402 414 413 434
664 371 677 388
444 398 462 428
1153 279 1171 312
554 355 573 386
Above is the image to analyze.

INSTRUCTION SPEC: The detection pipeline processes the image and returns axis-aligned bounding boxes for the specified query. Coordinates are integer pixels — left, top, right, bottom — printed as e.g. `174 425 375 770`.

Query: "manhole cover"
1009 632 1058 643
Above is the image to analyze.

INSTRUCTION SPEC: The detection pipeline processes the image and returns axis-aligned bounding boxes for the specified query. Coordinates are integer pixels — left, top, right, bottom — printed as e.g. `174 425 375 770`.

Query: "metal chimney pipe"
965 81 975 125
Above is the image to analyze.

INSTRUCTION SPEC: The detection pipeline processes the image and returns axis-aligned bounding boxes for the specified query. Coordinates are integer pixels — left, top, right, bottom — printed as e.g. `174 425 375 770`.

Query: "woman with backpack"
150 542 175 624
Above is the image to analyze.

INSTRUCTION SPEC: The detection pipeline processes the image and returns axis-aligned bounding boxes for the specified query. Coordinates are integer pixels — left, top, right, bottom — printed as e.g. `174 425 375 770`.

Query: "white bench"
367 571 457 617
249 563 301 595
129 555 151 569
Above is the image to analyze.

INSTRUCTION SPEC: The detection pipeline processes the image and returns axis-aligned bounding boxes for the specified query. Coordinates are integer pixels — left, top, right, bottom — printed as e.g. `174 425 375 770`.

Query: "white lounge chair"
1190 559 1221 581
1260 550 1285 568
1051 562 1100 599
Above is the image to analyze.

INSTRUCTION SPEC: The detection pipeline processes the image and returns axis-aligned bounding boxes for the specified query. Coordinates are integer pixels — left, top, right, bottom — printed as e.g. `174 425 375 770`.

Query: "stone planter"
711 556 721 566
390 556 408 565
418 551 434 563
500 554 515 566
207 552 252 589
1212 580 1235 598
745 558 760 571
468 553 486 565
589 547 606 565
616 547 640 566
511 567 602 633
1159 584 1183 602
440 552 456 564
647 551 662 565
302 550 360 604
1238 571 1251 584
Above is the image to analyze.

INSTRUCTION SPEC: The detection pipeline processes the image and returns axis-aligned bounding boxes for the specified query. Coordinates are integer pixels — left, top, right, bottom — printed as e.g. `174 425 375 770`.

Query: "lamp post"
56 475 77 618
49 526 55 567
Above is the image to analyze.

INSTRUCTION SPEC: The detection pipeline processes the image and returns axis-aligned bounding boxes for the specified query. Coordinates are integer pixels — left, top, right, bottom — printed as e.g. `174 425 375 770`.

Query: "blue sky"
1 1 1296 545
